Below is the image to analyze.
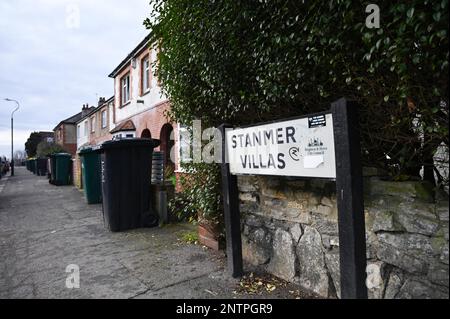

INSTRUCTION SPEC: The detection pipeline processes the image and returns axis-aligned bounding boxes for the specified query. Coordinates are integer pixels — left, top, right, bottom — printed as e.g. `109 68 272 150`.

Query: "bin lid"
54 153 72 158
79 145 102 155
100 138 160 151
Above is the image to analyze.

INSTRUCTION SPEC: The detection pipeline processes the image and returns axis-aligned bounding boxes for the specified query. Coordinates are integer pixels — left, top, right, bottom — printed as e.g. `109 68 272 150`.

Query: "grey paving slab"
0 167 311 299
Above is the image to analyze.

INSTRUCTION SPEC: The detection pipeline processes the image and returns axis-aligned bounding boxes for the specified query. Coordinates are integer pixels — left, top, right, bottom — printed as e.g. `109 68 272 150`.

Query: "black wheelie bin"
37 158 48 176
100 138 160 232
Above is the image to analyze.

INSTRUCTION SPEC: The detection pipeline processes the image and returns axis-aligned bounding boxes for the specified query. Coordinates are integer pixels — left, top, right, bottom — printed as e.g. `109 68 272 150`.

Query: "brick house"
108 35 180 173
73 97 114 189
37 131 55 144
53 106 94 156
76 97 114 149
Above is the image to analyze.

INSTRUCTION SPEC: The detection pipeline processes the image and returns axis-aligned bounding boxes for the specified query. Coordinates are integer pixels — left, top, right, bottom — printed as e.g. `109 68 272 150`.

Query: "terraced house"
70 36 182 190
73 97 115 188
107 35 178 174
53 106 94 156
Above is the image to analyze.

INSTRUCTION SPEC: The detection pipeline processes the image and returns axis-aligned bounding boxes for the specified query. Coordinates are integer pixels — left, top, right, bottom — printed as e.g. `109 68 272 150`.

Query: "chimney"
82 103 91 117
98 97 106 106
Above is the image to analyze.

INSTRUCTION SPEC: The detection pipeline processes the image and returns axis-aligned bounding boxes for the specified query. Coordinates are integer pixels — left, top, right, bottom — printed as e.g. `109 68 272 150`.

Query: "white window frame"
121 73 130 105
142 56 150 94
77 124 81 138
84 121 88 137
101 110 107 128
90 116 96 133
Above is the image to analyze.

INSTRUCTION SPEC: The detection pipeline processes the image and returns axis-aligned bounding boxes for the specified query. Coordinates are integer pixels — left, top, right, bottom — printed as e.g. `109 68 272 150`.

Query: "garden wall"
238 172 449 299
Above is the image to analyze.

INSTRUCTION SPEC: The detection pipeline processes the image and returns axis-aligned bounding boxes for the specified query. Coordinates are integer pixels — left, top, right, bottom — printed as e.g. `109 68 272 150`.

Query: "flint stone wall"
238 173 449 299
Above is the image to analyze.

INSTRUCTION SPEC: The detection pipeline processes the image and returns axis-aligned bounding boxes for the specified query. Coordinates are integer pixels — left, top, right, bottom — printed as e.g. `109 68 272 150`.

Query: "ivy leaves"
145 0 449 177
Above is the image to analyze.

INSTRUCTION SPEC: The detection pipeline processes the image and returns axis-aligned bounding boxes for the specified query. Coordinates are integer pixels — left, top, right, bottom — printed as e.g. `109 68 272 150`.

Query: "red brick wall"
64 143 77 156
113 101 180 173
54 124 77 156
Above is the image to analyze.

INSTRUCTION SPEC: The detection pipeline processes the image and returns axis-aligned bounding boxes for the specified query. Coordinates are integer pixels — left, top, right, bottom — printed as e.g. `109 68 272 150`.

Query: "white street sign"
225 113 336 178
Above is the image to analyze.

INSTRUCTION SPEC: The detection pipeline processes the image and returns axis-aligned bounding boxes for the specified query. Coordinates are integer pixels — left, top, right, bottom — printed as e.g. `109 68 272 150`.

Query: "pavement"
0 167 313 299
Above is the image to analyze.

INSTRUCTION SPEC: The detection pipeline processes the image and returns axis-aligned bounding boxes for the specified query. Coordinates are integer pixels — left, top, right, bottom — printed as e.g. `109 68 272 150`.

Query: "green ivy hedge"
146 0 448 175
145 0 449 221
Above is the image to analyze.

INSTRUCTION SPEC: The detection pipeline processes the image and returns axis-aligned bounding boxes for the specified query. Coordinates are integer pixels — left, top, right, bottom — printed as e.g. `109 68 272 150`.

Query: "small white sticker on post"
304 155 324 169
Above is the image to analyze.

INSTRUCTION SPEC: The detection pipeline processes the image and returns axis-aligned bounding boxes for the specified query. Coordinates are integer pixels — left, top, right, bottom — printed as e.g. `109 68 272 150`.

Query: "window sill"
119 101 131 109
140 89 151 97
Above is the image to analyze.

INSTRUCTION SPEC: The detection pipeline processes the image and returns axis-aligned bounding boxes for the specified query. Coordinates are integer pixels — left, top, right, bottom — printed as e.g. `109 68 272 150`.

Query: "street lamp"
4 98 20 176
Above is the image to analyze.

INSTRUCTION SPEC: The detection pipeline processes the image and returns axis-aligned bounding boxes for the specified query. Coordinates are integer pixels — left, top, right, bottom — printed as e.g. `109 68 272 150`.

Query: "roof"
76 96 115 124
53 112 83 131
110 120 136 134
38 131 54 137
108 34 152 78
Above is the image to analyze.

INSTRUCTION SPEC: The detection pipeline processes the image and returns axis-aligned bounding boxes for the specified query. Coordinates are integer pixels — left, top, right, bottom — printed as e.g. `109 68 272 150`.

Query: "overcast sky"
0 0 152 158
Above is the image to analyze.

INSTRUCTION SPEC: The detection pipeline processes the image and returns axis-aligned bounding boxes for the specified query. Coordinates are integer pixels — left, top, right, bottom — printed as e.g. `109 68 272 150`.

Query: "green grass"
180 231 199 245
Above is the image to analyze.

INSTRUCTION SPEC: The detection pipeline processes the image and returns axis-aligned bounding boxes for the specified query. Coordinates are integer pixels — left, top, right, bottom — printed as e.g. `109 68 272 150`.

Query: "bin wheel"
143 213 159 228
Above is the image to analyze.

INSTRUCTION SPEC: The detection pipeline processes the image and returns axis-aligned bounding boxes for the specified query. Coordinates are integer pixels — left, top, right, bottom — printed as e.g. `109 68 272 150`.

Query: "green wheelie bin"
79 147 102 204
48 155 56 184
31 159 37 175
54 153 72 185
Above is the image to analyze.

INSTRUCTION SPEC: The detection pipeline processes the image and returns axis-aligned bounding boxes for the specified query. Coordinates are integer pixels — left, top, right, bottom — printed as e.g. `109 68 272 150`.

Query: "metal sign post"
220 97 368 299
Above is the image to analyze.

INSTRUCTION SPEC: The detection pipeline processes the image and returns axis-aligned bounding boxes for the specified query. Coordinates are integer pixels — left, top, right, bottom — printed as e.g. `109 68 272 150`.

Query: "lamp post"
4 98 20 176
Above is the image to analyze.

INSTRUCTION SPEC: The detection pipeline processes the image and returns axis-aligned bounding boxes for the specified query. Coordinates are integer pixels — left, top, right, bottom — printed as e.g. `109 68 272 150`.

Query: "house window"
101 110 107 128
121 73 130 105
77 125 80 138
90 117 96 133
84 121 88 137
142 55 150 94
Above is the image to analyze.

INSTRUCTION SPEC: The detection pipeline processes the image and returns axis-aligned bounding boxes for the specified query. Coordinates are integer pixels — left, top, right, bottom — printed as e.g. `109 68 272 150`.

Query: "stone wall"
238 173 449 299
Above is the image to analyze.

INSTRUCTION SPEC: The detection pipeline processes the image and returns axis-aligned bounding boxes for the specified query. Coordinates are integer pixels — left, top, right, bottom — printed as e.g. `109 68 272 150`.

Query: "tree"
25 132 44 158
145 0 449 184
36 141 66 158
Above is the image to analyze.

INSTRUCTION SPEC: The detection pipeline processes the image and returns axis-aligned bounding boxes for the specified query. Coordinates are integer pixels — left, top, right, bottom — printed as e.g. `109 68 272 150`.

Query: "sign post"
219 124 244 278
220 97 368 299
331 98 367 299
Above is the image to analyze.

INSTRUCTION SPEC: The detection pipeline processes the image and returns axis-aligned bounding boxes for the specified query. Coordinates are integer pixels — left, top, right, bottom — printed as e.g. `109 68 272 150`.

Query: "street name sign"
220 98 368 299
225 113 336 178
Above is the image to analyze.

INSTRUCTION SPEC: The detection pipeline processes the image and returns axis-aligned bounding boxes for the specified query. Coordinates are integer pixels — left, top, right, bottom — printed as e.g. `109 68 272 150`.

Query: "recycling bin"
100 138 160 232
46 157 52 179
37 158 48 176
48 155 56 183
54 153 72 186
31 159 37 175
79 147 102 204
